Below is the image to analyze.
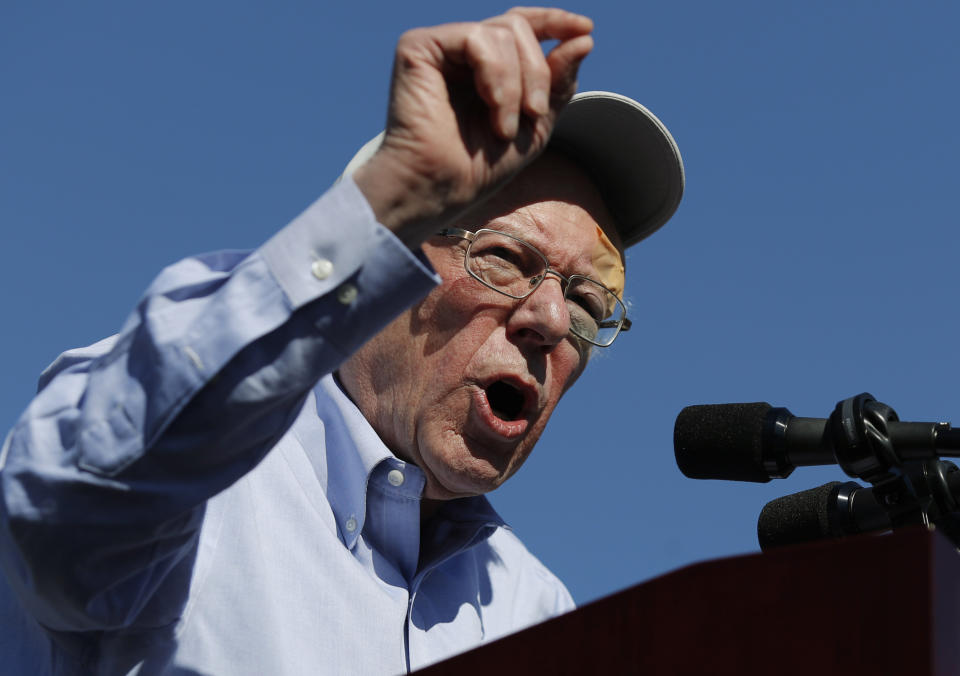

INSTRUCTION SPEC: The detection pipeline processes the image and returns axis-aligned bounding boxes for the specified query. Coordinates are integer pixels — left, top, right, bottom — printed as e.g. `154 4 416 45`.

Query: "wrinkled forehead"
460 150 626 294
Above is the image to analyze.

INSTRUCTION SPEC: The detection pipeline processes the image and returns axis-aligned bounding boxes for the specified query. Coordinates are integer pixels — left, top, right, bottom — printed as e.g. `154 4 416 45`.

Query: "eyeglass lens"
465 230 626 346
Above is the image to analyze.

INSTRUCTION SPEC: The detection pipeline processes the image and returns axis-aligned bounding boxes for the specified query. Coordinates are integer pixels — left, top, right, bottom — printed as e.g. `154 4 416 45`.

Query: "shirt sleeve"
0 176 440 633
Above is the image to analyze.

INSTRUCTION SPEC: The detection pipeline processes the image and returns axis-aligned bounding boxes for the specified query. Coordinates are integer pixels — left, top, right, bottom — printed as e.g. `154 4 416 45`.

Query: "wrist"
352 147 460 249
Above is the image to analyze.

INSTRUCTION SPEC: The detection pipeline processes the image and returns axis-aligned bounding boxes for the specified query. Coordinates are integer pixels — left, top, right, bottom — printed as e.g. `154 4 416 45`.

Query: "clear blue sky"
2 1 959 606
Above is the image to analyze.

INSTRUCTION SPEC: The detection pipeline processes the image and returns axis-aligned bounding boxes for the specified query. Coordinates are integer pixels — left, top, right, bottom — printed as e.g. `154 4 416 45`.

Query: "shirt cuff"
260 176 439 311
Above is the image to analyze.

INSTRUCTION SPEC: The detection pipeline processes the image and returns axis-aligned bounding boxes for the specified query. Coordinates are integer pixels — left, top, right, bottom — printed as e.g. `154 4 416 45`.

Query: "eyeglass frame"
437 227 632 347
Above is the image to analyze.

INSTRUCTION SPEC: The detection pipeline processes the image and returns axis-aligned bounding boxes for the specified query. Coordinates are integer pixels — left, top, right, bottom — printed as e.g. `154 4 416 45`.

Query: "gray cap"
342 90 684 249
550 91 684 248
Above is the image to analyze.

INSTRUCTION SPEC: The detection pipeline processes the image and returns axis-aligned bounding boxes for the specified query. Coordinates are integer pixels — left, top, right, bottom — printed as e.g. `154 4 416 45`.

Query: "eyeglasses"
438 228 631 347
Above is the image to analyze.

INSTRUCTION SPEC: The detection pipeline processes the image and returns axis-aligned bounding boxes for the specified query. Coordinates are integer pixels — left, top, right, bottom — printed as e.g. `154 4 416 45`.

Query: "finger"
488 12 552 117
463 24 524 139
545 33 594 103
505 7 593 41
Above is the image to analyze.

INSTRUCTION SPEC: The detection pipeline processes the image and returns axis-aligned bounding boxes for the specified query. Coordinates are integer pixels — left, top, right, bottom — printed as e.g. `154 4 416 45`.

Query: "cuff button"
311 258 334 280
336 283 358 305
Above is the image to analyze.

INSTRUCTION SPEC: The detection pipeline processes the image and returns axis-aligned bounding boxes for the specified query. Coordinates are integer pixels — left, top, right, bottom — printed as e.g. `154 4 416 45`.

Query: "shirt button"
311 258 334 280
336 283 358 305
387 469 405 487
345 517 358 533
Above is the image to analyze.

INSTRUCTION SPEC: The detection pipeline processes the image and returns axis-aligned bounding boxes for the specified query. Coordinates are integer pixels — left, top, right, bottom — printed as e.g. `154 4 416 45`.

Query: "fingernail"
503 112 519 138
531 90 548 115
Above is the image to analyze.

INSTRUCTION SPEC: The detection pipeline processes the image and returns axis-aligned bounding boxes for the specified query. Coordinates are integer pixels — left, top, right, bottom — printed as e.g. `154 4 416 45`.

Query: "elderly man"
0 7 682 675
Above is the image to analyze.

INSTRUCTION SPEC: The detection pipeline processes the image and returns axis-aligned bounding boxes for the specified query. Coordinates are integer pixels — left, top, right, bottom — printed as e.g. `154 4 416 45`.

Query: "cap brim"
550 91 684 248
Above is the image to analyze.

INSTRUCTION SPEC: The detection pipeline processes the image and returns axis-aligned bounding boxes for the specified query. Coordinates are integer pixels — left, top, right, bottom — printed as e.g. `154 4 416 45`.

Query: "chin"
424 459 507 499
419 432 533 500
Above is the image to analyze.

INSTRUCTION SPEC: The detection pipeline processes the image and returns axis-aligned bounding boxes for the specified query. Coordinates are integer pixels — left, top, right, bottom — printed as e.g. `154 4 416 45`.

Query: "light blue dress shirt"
0 178 574 674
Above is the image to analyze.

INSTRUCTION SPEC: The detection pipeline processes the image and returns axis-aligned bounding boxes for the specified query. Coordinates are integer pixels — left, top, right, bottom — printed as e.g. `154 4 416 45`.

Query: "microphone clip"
829 393 901 484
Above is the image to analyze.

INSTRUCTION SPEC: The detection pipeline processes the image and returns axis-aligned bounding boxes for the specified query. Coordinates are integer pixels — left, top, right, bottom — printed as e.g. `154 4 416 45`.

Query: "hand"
353 7 594 247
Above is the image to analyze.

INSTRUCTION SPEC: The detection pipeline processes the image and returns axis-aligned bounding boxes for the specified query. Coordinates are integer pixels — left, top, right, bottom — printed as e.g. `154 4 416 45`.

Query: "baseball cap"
341 90 684 249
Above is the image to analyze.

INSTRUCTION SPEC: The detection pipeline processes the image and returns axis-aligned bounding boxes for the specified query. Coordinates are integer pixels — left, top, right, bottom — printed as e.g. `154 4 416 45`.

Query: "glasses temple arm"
596 317 631 331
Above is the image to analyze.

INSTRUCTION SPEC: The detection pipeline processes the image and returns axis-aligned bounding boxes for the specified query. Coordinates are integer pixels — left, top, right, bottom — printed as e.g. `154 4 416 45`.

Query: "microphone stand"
759 393 960 550
836 459 960 542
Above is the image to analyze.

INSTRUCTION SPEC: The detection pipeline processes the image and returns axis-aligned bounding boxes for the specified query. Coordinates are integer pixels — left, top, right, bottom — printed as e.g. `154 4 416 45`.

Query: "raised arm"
0 6 593 636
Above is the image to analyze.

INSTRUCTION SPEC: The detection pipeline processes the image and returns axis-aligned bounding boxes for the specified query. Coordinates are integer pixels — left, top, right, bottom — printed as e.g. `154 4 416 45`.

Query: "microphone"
756 481 889 551
674 398 960 484
757 460 960 550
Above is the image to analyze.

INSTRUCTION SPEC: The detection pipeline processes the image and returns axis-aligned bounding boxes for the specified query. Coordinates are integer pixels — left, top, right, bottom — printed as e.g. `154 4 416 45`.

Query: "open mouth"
485 380 527 421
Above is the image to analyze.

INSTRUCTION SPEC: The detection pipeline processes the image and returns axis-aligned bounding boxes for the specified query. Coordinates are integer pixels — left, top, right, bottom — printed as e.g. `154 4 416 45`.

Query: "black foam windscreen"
674 403 773 482
757 481 842 551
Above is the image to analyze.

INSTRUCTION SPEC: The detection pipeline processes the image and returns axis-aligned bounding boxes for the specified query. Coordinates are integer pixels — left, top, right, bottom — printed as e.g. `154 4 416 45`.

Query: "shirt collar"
305 374 507 549
310 374 395 549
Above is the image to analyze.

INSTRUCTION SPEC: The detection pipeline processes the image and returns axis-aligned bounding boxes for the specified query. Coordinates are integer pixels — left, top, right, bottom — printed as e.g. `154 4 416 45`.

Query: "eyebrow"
487 218 608 283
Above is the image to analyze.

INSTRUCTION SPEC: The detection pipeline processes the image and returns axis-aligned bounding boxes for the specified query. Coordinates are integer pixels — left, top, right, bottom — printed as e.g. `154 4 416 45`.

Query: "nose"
506 275 570 351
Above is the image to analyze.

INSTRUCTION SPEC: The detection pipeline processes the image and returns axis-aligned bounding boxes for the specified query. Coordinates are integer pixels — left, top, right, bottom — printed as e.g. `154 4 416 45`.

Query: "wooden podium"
415 528 960 675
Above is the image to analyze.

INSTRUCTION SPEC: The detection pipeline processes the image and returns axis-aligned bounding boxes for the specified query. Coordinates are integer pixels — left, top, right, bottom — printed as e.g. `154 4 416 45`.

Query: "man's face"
339 151 623 500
